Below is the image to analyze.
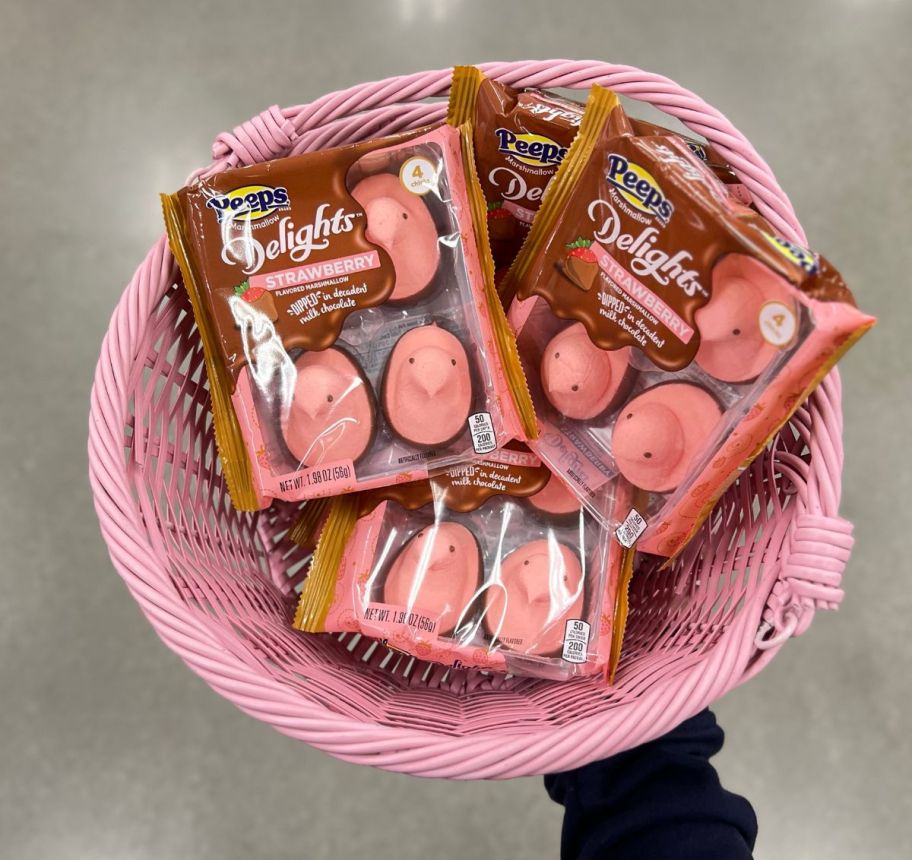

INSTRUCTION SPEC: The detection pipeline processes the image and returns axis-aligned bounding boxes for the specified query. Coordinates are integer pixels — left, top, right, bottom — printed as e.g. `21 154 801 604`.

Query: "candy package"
501 86 875 557
448 66 584 278
293 445 631 680
448 65 750 291
162 122 535 510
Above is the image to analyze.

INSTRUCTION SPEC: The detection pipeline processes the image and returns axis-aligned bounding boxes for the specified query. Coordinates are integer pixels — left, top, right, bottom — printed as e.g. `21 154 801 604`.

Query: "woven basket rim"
88 59 847 779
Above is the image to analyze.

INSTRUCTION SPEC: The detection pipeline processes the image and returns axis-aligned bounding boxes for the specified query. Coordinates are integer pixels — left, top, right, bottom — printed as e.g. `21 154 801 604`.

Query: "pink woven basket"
88 60 854 779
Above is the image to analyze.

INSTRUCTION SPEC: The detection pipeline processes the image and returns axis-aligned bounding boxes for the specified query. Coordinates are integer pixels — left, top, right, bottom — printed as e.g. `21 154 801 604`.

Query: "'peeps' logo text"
495 128 567 167
206 185 290 223
606 154 673 225
762 233 819 275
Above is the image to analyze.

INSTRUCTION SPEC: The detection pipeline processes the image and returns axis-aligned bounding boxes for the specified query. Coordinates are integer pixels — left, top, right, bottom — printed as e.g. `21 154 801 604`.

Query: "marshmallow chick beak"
541 323 631 420
546 349 598 397
363 196 407 248
282 349 374 467
613 402 685 490
350 173 440 302
382 523 480 636
415 528 462 576
484 540 584 657
516 552 557 606
695 254 796 383
696 275 761 347
410 345 456 398
612 383 723 494
382 324 473 446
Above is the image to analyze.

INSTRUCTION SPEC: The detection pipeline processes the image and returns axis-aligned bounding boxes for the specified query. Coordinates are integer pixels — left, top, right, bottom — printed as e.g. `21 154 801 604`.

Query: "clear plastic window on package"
163 123 534 510
293 448 630 680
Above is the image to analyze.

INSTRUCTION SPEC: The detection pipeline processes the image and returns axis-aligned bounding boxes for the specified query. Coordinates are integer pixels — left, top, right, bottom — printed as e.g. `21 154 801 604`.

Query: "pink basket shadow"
88 60 853 779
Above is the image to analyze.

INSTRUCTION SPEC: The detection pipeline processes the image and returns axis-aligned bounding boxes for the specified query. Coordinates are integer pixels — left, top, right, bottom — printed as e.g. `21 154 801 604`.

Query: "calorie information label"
615 507 647 548
562 620 591 664
561 619 590 663
468 411 496 454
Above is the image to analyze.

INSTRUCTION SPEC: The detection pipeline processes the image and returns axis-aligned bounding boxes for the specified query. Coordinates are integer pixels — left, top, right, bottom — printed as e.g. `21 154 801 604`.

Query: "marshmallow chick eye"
383 522 480 636
484 540 584 657
695 254 797 383
350 173 440 302
612 383 723 494
282 349 374 467
382 324 472 447
541 323 631 420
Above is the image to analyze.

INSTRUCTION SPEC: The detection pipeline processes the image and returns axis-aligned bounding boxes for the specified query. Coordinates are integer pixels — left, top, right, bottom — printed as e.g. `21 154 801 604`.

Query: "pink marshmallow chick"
541 323 631 420
282 349 374 466
350 173 440 301
382 324 472 447
527 472 582 518
484 539 584 657
383 522 481 636
695 254 797 383
612 383 723 493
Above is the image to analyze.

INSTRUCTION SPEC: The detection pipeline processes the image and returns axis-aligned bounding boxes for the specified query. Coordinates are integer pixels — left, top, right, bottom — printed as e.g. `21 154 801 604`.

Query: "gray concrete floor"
1 1 910 857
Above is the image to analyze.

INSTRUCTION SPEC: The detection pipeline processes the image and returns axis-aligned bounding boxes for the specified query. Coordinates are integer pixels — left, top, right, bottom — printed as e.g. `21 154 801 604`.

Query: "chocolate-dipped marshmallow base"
485 540 584 656
382 324 473 447
541 323 631 420
383 522 481 636
282 349 374 466
612 383 723 493
527 472 582 518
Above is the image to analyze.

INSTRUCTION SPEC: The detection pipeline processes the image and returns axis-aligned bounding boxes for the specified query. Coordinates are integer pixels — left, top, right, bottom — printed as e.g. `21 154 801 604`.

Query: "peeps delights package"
162 122 535 510
448 65 750 288
448 66 584 278
293 445 631 680
502 86 875 557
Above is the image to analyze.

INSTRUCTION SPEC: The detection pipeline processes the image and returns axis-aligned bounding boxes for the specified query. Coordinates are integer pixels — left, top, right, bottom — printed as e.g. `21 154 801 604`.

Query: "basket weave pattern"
88 61 853 778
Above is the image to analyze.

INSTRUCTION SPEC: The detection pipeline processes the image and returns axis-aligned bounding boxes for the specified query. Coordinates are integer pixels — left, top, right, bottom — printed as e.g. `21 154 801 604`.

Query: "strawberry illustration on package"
233 280 278 321
162 120 536 511
558 238 599 292
486 199 513 241
448 65 753 303
501 86 875 557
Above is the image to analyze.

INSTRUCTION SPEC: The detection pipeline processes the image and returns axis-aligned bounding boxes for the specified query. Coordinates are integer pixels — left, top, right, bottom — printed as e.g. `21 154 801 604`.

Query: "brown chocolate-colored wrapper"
448 67 752 304
504 87 857 372
448 66 582 278
161 119 536 511
502 85 874 558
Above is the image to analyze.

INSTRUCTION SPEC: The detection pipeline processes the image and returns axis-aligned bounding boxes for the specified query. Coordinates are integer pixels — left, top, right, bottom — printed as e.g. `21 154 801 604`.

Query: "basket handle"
183 105 299 183
755 511 853 650
190 64 845 661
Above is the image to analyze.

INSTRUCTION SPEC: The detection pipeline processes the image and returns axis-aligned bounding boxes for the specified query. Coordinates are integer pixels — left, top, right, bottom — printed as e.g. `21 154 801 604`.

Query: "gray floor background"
2 1 910 858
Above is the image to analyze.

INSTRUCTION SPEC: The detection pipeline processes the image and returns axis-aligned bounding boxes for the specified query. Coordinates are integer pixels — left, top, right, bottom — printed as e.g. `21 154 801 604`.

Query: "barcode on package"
562 620 591 664
468 412 496 454
616 508 647 548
